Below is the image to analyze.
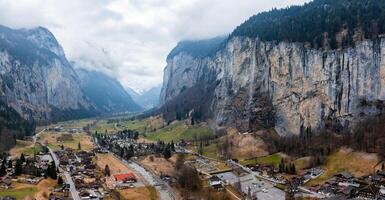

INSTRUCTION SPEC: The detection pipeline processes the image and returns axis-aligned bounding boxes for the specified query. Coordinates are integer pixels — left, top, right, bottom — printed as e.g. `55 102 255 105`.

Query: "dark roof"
357 184 379 196
209 176 221 182
337 172 354 179
378 171 385 177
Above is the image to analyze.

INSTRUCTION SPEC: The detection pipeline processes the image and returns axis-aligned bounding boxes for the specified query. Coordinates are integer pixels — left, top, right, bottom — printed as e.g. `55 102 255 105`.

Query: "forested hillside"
232 0 385 49
0 101 35 152
167 36 226 60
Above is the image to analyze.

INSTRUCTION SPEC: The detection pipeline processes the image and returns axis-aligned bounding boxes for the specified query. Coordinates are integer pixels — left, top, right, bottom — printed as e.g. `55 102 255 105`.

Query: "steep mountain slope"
159 0 385 136
76 68 142 113
0 25 94 123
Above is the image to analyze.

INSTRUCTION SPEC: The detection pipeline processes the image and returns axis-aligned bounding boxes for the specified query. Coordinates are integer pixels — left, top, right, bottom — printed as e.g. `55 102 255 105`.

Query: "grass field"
139 155 175 176
293 156 312 171
0 187 38 200
39 132 94 151
96 153 133 174
42 119 95 130
0 179 57 200
145 122 213 143
91 119 150 135
9 140 44 158
117 186 159 200
240 153 283 167
91 120 120 134
307 148 379 186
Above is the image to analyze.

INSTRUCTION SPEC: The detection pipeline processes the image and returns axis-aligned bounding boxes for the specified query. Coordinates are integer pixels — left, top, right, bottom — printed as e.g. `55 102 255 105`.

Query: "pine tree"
58 176 64 185
104 165 111 176
0 159 6 176
163 146 172 159
20 153 25 163
15 159 22 176
46 162 57 179
7 160 12 169
171 141 175 152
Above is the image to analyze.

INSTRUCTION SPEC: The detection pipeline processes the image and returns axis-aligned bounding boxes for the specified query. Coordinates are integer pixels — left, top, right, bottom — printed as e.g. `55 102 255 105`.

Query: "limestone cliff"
160 37 385 136
0 25 94 123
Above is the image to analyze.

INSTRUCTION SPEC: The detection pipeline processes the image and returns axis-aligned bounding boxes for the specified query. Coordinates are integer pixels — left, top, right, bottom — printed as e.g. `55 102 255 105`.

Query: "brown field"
96 153 133 174
308 148 379 186
39 132 94 151
227 128 269 160
139 155 175 176
9 140 33 158
117 186 159 200
11 178 57 200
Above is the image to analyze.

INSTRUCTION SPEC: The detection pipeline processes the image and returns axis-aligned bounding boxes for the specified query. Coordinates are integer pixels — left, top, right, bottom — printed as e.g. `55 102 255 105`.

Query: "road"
48 145 81 200
298 186 326 199
35 129 81 200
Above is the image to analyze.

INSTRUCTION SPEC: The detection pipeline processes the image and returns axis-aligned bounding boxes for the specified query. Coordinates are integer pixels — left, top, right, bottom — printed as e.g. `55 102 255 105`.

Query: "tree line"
261 115 385 165
231 0 385 49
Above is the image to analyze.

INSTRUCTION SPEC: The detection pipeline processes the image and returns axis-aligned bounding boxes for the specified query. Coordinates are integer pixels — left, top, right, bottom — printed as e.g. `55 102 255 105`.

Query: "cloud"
0 0 309 92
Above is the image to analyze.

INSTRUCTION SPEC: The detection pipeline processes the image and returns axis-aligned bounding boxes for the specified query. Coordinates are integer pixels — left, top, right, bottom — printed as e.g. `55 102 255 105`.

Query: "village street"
94 137 179 200
34 129 81 200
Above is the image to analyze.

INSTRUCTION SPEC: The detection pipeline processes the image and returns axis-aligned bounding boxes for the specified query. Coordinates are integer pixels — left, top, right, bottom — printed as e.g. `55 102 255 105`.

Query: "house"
356 184 379 200
113 173 137 183
0 178 12 189
336 172 354 180
208 176 223 189
379 187 385 199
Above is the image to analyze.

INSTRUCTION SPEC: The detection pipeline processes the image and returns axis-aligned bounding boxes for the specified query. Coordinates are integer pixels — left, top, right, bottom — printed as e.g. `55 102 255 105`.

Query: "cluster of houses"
46 125 82 134
308 171 385 199
55 148 108 199
0 152 55 189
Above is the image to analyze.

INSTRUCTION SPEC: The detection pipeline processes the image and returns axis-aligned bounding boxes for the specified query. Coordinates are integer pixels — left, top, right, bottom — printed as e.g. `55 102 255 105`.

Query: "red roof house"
113 173 137 183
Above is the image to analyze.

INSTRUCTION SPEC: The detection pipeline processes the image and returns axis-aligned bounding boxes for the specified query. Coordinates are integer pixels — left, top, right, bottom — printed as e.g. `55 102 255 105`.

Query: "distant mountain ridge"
126 85 161 110
75 68 142 113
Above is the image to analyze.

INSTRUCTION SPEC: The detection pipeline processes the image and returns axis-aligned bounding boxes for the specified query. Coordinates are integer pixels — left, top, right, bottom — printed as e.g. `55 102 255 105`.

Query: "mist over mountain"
75 68 142 113
126 85 162 110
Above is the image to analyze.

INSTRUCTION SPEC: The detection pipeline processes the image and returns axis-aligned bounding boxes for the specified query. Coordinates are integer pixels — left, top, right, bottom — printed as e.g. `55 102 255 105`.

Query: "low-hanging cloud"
0 0 309 92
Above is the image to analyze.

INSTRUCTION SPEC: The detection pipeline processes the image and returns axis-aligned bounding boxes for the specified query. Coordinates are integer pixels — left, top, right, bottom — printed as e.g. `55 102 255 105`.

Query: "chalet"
356 184 379 200
0 178 12 189
380 187 385 199
336 172 354 181
208 176 223 189
79 190 98 199
378 171 385 178
0 196 16 200
113 173 137 183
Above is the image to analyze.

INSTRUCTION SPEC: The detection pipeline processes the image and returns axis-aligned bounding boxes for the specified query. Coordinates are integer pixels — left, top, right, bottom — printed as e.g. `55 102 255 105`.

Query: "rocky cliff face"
0 25 93 123
160 37 385 135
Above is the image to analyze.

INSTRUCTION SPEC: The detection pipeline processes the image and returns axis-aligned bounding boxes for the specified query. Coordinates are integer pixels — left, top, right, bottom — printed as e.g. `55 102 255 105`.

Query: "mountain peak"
20 26 66 57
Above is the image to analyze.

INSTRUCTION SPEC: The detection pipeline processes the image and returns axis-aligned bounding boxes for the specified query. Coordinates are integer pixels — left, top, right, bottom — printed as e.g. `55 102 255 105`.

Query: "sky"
0 0 309 93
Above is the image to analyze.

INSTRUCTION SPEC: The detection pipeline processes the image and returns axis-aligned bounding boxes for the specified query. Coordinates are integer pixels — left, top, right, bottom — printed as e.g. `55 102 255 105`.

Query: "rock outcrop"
160 37 385 136
0 25 93 123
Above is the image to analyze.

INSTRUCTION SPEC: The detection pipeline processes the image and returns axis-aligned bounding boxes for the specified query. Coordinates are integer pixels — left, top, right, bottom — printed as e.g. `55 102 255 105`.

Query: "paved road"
37 129 81 200
48 147 81 200
298 186 326 199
